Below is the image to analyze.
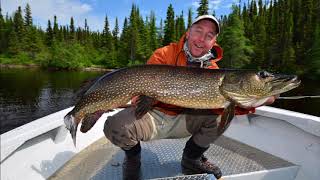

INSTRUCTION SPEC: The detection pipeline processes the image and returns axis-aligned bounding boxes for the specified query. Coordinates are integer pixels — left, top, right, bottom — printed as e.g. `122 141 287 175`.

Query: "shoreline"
0 64 115 72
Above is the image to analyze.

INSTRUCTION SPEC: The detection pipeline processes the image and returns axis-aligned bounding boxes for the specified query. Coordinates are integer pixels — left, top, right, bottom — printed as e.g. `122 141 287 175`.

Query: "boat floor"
49 136 295 180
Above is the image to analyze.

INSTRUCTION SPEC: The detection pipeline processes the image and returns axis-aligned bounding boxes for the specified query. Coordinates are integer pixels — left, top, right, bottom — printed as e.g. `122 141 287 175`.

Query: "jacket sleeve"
147 48 168 65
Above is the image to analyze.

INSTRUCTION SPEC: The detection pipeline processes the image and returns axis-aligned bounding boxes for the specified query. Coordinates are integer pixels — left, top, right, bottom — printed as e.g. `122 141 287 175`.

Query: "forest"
0 0 319 79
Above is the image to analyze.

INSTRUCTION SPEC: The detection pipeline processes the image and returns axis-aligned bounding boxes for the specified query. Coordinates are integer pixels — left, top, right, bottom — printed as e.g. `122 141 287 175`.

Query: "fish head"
220 70 301 108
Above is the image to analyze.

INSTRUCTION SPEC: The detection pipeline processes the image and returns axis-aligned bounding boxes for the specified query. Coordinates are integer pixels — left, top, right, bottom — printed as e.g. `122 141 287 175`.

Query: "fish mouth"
287 76 301 88
271 75 301 93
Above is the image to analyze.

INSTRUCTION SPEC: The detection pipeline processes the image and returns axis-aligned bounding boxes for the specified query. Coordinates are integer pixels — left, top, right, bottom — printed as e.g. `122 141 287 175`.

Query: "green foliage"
24 3 32 27
48 42 90 69
187 8 192 28
197 0 209 16
163 4 175 45
175 11 186 41
306 24 320 79
219 6 253 68
1 1 319 80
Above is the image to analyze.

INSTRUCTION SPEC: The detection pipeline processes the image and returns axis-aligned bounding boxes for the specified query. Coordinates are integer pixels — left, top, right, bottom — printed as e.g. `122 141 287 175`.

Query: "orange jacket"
144 34 255 116
147 34 223 68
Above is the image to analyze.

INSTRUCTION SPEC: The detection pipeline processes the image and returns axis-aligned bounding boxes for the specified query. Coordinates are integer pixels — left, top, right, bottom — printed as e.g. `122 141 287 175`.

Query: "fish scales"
64 64 300 145
76 65 228 118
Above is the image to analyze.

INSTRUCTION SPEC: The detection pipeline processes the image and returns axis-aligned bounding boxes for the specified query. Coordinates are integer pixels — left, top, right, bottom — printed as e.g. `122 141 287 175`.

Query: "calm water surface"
0 68 104 134
0 68 319 134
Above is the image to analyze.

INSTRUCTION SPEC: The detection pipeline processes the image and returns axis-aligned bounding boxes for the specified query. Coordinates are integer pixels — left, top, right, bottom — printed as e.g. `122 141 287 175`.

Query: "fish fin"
64 113 78 147
117 104 134 109
134 95 156 120
217 102 236 136
80 110 105 133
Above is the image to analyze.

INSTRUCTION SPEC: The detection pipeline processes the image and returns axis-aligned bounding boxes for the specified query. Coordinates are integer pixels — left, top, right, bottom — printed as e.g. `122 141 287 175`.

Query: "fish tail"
64 112 78 147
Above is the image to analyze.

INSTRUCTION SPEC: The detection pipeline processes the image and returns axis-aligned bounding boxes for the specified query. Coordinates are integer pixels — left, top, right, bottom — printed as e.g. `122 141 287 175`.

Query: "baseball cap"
191 15 220 34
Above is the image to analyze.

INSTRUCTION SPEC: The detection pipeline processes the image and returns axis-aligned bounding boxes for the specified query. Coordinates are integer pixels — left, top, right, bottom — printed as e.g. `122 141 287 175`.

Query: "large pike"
64 64 300 145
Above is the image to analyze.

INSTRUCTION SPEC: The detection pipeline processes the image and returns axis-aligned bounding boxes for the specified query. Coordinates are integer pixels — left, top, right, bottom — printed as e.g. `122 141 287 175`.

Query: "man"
104 15 276 180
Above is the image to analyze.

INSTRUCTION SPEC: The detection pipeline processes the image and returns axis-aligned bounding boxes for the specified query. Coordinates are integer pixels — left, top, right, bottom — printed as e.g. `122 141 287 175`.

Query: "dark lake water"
0 67 319 134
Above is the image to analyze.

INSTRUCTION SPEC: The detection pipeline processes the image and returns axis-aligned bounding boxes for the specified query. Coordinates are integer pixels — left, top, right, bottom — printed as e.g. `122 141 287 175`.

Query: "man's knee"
103 108 138 149
186 114 220 147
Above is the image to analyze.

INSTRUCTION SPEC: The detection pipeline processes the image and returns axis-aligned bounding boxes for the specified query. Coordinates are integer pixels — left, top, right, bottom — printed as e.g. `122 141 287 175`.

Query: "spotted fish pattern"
64 64 300 146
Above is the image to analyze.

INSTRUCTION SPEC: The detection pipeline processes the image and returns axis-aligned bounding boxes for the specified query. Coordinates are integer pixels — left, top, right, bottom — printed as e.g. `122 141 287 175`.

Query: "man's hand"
260 95 279 107
232 95 279 115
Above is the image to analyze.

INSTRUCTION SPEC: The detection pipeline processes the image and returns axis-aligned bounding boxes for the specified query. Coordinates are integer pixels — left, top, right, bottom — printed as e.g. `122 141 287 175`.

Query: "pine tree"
13 6 24 42
8 6 24 54
22 4 41 56
102 15 111 44
197 0 209 16
163 4 175 45
149 11 158 52
101 14 114 66
84 18 89 42
142 16 151 60
136 9 147 61
69 17 75 41
119 17 130 66
187 8 192 28
306 23 320 79
0 4 6 53
53 15 59 40
250 0 267 69
8 30 20 55
301 0 314 63
219 5 253 68
157 19 164 46
128 4 142 62
280 0 296 72
24 3 32 27
175 11 185 41
112 17 119 51
46 20 53 46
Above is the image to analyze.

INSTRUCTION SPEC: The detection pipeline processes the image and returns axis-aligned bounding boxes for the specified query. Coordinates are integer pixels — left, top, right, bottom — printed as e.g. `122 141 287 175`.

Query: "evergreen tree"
280 0 296 72
128 4 140 62
163 4 175 45
22 4 42 56
69 17 75 41
197 0 209 16
119 17 130 66
250 0 267 69
157 19 164 46
306 23 320 79
101 14 114 66
112 17 119 51
53 15 59 40
301 0 314 64
149 11 158 52
8 30 20 55
136 8 148 61
12 6 24 42
8 6 24 54
45 20 53 46
1 1 319 77
175 11 185 41
84 18 89 41
24 3 32 27
0 4 6 53
219 5 253 68
187 8 192 28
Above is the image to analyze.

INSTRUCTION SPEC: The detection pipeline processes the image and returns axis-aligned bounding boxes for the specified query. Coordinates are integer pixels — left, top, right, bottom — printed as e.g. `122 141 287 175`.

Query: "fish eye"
257 71 273 78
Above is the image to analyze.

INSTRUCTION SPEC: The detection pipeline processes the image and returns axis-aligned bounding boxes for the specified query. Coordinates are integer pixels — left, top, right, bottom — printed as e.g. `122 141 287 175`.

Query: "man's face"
186 20 218 58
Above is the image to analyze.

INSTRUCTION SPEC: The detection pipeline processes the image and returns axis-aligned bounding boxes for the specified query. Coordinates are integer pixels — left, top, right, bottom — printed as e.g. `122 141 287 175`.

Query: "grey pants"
104 107 220 149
